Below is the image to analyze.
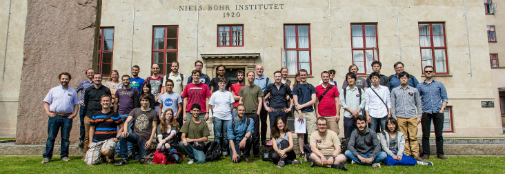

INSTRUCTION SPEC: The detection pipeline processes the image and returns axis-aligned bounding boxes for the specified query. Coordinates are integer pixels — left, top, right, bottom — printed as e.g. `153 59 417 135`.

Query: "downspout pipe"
2 0 12 81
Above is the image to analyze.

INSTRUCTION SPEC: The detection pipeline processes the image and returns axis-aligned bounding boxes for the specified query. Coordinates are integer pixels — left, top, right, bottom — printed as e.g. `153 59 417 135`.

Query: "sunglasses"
425 71 433 73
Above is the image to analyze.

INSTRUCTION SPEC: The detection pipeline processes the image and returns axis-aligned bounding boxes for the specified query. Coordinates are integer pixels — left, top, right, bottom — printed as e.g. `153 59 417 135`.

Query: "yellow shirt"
310 130 340 156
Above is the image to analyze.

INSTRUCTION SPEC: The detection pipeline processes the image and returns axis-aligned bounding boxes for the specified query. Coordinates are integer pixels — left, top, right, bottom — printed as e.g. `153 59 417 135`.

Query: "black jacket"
84 85 111 117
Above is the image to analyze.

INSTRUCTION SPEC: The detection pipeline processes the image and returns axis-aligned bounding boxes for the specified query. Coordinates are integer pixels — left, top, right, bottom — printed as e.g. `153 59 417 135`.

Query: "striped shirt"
90 111 122 142
391 86 422 119
315 84 339 116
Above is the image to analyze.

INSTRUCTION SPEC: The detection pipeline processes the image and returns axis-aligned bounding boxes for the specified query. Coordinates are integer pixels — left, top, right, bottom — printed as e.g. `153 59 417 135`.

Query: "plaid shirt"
391 85 422 119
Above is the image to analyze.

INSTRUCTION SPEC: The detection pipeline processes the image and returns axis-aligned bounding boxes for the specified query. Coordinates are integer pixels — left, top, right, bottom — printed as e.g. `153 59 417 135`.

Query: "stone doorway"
201 53 260 79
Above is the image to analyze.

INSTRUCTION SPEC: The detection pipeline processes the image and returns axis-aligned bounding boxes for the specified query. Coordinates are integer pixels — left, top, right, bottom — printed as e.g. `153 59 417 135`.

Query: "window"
500 92 505 115
283 25 311 75
152 26 178 75
487 25 496 42
218 25 243 47
430 106 454 133
98 27 114 77
485 0 494 14
351 24 379 75
490 54 499 67
419 23 449 74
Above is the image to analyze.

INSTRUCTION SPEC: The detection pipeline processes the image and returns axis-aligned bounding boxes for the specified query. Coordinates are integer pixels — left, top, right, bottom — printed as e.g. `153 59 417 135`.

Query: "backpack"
343 87 362 104
340 137 350 154
261 145 274 161
303 144 313 162
153 149 184 164
204 141 222 162
137 152 155 164
147 76 164 88
153 150 168 164
295 83 314 102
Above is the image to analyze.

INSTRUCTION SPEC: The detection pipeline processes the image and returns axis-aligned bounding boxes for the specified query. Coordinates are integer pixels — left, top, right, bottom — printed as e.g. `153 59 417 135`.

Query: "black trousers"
245 113 260 156
260 107 268 144
421 112 444 156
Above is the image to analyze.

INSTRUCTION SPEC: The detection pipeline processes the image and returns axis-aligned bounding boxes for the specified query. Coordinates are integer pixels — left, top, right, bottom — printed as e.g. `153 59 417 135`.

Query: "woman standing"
270 117 301 168
104 70 122 104
209 78 235 156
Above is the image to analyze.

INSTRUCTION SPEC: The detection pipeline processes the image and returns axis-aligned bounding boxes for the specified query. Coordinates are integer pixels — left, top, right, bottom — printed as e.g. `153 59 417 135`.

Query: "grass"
0 138 15 140
0 155 504 173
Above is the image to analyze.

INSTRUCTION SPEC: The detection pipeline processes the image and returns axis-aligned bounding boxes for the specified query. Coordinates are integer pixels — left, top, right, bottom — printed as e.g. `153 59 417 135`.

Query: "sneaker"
41 158 50 164
114 159 129 166
188 159 194 164
277 161 285 168
222 151 228 157
292 160 302 164
418 161 434 166
331 164 348 171
298 152 305 158
415 157 424 161
372 163 381 168
244 157 252 163
61 157 71 162
310 161 316 167
351 160 357 165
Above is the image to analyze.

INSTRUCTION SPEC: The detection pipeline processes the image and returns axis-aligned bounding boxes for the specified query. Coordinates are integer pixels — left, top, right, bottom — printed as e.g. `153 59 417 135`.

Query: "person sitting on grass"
156 108 181 162
227 104 254 163
115 94 158 166
85 94 123 165
309 117 347 171
380 117 433 166
179 104 210 164
270 117 301 168
345 115 387 168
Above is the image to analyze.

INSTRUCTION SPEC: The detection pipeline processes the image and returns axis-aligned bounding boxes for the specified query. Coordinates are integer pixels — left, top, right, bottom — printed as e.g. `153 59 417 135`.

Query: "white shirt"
364 85 391 118
209 90 235 120
166 72 186 94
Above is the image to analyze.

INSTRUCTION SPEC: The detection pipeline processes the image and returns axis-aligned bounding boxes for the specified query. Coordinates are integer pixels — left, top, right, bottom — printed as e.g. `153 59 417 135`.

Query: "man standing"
130 65 144 93
389 62 419 90
344 115 387 168
76 68 94 147
115 94 158 166
179 104 211 164
239 71 263 158
114 75 140 156
366 61 390 90
391 72 423 161
85 94 123 165
145 64 163 113
83 74 111 155
187 60 211 87
227 104 254 163
292 69 317 157
418 66 448 160
41 72 80 164
158 79 182 120
365 72 391 132
209 65 232 92
182 70 211 121
315 71 340 135
309 118 347 170
164 61 186 95
342 64 368 90
253 65 271 145
340 72 365 138
231 70 246 118
264 71 292 130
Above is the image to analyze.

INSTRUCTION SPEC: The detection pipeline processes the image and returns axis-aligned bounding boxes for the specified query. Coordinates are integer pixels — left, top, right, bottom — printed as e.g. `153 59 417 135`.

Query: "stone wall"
16 0 101 144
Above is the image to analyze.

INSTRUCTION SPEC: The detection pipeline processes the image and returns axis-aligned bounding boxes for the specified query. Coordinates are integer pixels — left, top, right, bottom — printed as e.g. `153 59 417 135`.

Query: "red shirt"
181 82 211 112
315 84 340 116
231 83 246 107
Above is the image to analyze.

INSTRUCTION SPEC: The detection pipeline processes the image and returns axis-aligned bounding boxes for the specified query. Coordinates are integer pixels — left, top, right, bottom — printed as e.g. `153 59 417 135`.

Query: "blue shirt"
227 117 254 141
254 75 271 92
187 73 211 87
76 79 94 105
389 74 419 90
43 85 80 114
130 77 145 93
292 83 316 113
417 80 448 114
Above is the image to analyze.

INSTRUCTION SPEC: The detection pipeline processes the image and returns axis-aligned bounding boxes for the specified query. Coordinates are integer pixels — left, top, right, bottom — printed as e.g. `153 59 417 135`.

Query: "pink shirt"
181 82 211 112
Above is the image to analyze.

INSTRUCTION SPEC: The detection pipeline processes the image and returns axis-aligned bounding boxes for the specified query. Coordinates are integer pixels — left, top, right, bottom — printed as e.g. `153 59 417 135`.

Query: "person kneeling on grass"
156 108 181 162
85 94 123 165
380 117 433 166
227 104 254 163
115 94 159 166
309 117 347 171
345 115 387 168
179 104 210 164
270 117 301 168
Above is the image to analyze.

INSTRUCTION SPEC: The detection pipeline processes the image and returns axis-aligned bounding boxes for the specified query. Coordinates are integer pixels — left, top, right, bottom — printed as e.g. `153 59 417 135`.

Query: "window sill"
491 67 505 69
421 74 453 77
489 41 497 43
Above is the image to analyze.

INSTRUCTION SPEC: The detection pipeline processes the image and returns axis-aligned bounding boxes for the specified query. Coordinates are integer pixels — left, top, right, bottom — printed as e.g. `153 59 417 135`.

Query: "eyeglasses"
425 71 433 73
317 124 327 126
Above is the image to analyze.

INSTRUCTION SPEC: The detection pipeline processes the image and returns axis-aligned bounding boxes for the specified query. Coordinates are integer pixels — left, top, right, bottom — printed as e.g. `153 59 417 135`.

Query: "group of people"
41 59 448 170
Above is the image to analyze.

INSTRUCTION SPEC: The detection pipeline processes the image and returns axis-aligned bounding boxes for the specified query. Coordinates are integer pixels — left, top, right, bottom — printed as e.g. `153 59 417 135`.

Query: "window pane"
167 39 177 49
433 24 444 35
102 52 112 63
299 63 310 73
298 26 309 37
285 26 296 48
103 40 113 50
442 108 451 131
353 50 365 74
167 27 177 38
365 37 376 48
490 26 495 31
352 25 364 48
433 36 445 47
154 28 165 38
365 25 376 36
299 36 309 48
299 51 310 62
153 52 164 63
365 50 374 74
286 50 297 74
166 52 177 65
419 36 431 47
421 49 433 70
490 32 496 41
434 49 447 73
219 31 229 46
352 25 363 36
419 24 430 35
154 39 164 50
102 64 111 75
104 29 114 39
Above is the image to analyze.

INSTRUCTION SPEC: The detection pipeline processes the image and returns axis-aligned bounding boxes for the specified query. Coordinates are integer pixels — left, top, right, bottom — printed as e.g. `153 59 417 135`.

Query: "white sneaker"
351 160 357 165
188 159 194 164
372 163 381 168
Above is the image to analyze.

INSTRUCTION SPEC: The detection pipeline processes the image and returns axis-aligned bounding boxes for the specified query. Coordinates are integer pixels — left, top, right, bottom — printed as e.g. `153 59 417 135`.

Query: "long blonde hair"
160 109 180 133
293 72 301 86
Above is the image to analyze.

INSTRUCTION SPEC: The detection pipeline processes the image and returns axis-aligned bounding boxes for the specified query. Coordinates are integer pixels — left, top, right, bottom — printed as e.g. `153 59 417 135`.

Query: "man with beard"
182 69 211 121
130 65 144 93
114 75 140 156
76 68 94 147
239 71 263 158
164 61 186 95
41 72 80 164
145 64 163 114
83 73 111 155
231 70 246 118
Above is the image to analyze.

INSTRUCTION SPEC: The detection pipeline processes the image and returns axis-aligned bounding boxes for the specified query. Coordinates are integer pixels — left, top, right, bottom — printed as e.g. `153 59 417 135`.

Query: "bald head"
255 65 264 77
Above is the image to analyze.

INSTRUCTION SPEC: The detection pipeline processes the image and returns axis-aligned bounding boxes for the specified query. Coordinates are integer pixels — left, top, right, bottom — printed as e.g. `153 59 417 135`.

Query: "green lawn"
0 138 15 140
0 155 503 173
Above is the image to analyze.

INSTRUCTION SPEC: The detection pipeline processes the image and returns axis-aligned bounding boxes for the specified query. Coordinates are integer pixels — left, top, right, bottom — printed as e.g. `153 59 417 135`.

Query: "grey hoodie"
379 131 406 158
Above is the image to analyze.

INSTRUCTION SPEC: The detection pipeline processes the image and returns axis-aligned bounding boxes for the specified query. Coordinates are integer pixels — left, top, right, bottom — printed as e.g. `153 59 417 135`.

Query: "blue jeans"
229 138 252 162
43 115 72 159
179 141 206 163
186 112 205 121
383 153 417 166
370 117 387 133
119 132 149 160
213 118 230 153
232 108 237 119
344 150 387 165
269 111 287 130
116 114 134 154
79 106 86 141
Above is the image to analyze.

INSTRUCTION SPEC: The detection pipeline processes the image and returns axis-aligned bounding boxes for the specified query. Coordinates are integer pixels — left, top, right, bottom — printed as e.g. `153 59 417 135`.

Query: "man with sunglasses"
417 66 448 160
